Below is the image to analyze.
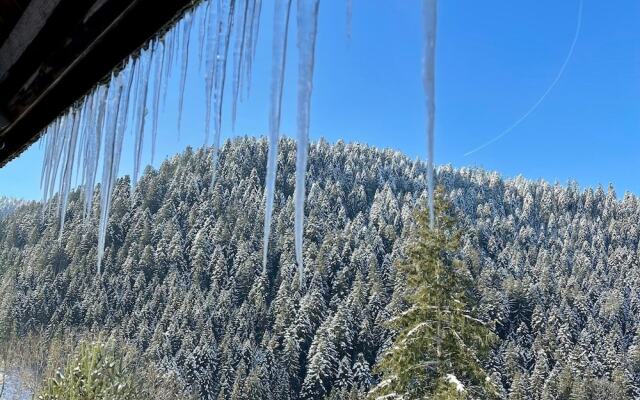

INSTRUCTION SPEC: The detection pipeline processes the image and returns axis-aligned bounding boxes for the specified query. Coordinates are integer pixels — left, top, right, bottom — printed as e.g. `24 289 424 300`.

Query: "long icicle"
161 30 178 111
133 50 153 192
230 0 250 130
97 65 134 273
242 0 260 98
58 109 81 240
423 0 437 229
294 0 320 286
177 11 194 137
262 0 293 273
97 74 122 274
75 98 91 188
41 118 59 218
211 0 236 186
46 115 70 215
125 58 141 196
84 86 107 221
40 119 60 210
203 1 218 147
199 0 212 72
244 0 262 98
150 40 165 165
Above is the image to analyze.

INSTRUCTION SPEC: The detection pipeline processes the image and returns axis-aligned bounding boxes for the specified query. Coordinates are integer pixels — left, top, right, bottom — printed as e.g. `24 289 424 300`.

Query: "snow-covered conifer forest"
1 138 639 399
0 198 25 220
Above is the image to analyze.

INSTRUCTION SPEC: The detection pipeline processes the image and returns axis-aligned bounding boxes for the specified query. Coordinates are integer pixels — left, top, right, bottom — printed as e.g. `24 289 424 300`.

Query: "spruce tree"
370 189 497 399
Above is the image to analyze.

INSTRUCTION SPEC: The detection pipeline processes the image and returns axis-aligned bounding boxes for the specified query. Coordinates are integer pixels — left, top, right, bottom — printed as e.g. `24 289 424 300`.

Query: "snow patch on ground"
446 373 465 392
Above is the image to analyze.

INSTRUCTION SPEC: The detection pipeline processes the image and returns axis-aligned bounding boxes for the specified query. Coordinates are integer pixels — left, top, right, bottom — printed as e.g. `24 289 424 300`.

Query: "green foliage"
371 189 497 400
38 340 143 400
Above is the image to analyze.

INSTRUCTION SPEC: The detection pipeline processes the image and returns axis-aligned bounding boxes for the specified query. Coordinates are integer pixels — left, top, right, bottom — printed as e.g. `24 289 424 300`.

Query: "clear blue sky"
2 0 639 200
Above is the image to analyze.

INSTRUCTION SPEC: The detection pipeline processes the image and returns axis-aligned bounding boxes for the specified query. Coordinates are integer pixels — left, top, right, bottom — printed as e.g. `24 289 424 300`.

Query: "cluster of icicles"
40 0 438 284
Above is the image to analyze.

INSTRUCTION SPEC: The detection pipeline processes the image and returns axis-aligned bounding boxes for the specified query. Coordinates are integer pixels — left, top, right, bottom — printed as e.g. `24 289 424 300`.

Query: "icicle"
231 0 263 128
40 127 50 196
116 65 136 194
423 0 437 229
203 1 218 147
58 109 81 240
97 65 134 273
77 93 93 220
44 116 65 207
83 86 108 220
211 0 236 185
230 0 251 130
177 12 194 137
294 0 320 285
40 121 57 205
161 30 178 111
262 0 292 272
77 93 93 193
244 0 262 98
97 75 121 274
133 50 153 192
46 115 70 214
128 59 142 133
199 1 212 72
150 41 165 164
74 99 91 187
41 118 63 219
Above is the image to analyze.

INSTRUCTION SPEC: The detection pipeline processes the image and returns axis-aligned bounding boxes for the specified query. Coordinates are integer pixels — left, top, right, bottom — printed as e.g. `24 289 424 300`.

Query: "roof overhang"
0 0 194 167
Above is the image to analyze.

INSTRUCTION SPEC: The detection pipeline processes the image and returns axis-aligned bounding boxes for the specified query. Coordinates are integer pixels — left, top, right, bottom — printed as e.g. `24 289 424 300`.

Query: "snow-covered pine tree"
370 188 497 399
301 320 339 399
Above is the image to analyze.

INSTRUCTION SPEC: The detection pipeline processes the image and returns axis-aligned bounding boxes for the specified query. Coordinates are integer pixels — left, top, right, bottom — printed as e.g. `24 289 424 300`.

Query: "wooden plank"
0 0 64 81
0 0 29 45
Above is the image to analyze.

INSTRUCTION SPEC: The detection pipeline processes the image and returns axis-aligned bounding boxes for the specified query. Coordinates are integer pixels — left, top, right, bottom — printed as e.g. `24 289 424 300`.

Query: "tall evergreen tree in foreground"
371 189 497 400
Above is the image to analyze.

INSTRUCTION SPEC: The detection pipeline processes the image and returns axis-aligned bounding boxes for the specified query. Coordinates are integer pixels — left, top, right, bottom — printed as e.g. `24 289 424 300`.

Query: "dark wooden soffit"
0 0 195 167
0 0 31 43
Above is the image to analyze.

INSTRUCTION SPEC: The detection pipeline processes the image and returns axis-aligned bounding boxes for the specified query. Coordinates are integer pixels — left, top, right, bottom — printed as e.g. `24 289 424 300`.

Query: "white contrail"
464 0 583 157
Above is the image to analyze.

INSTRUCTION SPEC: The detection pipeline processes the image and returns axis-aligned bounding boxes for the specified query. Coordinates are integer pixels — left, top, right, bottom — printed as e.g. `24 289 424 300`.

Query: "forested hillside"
0 197 25 219
0 138 639 399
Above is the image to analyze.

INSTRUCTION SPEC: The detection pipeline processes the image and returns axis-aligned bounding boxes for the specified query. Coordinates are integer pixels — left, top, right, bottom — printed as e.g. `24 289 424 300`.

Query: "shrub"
37 340 143 400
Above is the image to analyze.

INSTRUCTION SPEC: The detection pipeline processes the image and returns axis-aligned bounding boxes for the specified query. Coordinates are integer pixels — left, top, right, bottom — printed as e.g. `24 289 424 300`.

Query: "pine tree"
370 189 497 399
335 355 354 391
353 352 373 390
301 321 339 399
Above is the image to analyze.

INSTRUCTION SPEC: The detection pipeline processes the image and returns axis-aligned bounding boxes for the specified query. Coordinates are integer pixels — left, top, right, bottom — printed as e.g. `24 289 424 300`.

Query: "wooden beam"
0 0 30 45
0 0 64 82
